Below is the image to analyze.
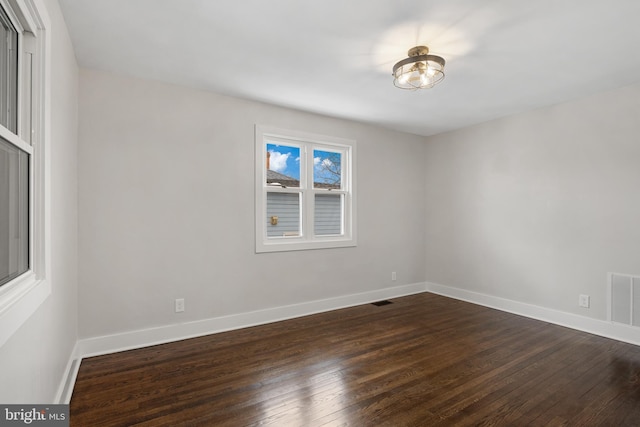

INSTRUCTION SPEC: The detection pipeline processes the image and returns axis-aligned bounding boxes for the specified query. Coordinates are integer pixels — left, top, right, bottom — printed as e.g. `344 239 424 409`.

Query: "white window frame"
255 125 357 253
0 0 51 348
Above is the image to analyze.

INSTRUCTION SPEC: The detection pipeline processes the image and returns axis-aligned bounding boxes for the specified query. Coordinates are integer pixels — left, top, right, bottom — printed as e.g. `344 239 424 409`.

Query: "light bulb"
398 72 410 85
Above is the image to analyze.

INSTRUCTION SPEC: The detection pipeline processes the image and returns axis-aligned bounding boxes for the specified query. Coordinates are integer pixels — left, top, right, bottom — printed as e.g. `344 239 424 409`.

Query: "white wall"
0 0 78 403
0 0 635 401
78 69 426 339
424 82 640 321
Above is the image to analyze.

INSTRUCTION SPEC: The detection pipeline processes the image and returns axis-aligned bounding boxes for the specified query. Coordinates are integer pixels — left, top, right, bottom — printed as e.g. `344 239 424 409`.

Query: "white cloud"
314 157 333 169
269 150 290 172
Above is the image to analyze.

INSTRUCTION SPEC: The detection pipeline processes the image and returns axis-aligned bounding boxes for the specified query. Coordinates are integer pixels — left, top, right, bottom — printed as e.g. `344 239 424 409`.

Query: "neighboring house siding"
266 192 300 237
265 170 341 238
315 193 342 235
266 192 342 237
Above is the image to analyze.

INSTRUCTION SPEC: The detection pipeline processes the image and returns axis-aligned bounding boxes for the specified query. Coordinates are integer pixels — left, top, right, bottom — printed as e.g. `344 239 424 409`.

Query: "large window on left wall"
0 0 50 347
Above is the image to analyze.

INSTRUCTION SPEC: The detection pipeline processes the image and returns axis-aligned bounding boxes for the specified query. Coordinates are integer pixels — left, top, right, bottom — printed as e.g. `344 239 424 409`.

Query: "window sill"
256 236 357 253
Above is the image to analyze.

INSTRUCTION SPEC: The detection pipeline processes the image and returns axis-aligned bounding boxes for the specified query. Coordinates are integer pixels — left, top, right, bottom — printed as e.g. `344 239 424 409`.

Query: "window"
0 0 49 347
0 135 29 286
255 126 356 253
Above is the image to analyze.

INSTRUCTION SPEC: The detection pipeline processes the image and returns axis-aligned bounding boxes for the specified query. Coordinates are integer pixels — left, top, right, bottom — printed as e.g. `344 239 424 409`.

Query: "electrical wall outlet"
579 294 590 308
392 272 397 281
175 298 185 313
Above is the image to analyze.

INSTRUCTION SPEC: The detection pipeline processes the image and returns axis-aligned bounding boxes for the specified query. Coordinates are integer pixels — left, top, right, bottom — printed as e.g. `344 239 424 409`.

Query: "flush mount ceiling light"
392 45 445 90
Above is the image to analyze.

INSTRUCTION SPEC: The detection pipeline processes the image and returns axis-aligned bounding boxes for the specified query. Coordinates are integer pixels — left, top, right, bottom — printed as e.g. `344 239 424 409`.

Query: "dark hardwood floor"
70 293 640 426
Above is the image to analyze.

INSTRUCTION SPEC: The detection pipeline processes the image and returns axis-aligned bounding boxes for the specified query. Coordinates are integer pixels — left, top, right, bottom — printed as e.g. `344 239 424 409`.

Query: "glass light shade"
392 46 445 90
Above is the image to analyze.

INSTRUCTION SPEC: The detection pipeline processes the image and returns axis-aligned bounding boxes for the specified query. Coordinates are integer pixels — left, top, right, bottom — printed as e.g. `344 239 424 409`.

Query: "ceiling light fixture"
392 46 445 90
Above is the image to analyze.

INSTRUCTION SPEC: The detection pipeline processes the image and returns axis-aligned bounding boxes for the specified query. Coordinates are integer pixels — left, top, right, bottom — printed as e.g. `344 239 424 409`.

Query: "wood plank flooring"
70 293 640 426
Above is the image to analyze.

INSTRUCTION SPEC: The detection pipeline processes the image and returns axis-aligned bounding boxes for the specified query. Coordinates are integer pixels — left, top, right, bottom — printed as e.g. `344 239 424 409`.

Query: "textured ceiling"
58 0 640 136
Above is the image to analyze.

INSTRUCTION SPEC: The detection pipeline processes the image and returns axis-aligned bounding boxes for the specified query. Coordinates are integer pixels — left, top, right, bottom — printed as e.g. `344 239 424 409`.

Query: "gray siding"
266 192 300 237
266 192 342 237
314 193 342 235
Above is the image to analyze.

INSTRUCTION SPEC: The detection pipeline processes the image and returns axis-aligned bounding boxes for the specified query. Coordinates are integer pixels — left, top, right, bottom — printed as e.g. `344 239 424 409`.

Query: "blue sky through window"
313 149 341 186
266 144 341 186
267 143 300 180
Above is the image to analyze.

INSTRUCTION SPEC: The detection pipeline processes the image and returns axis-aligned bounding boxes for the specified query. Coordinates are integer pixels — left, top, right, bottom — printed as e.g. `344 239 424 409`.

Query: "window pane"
266 143 300 188
313 150 341 189
0 5 18 133
266 192 301 237
314 193 343 236
0 136 29 286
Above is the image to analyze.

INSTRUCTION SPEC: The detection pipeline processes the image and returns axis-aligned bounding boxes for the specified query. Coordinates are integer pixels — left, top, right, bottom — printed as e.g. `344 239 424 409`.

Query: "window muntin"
256 126 356 252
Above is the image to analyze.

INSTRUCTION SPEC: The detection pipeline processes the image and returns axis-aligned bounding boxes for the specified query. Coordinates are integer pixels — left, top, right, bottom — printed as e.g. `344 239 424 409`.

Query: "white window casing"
255 125 357 253
0 0 50 348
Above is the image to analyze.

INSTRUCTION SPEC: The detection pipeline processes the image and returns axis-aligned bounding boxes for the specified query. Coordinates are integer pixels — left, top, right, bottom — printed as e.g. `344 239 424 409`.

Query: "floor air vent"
610 273 640 326
372 300 393 306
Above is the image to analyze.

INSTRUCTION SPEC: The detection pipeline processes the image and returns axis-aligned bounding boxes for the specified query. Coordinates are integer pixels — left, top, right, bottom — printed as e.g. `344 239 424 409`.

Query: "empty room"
1 0 639 425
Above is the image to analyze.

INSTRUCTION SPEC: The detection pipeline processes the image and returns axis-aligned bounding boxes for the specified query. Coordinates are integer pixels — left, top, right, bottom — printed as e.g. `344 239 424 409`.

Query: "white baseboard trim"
66 281 638 402
426 282 640 347
78 282 428 359
54 341 81 404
